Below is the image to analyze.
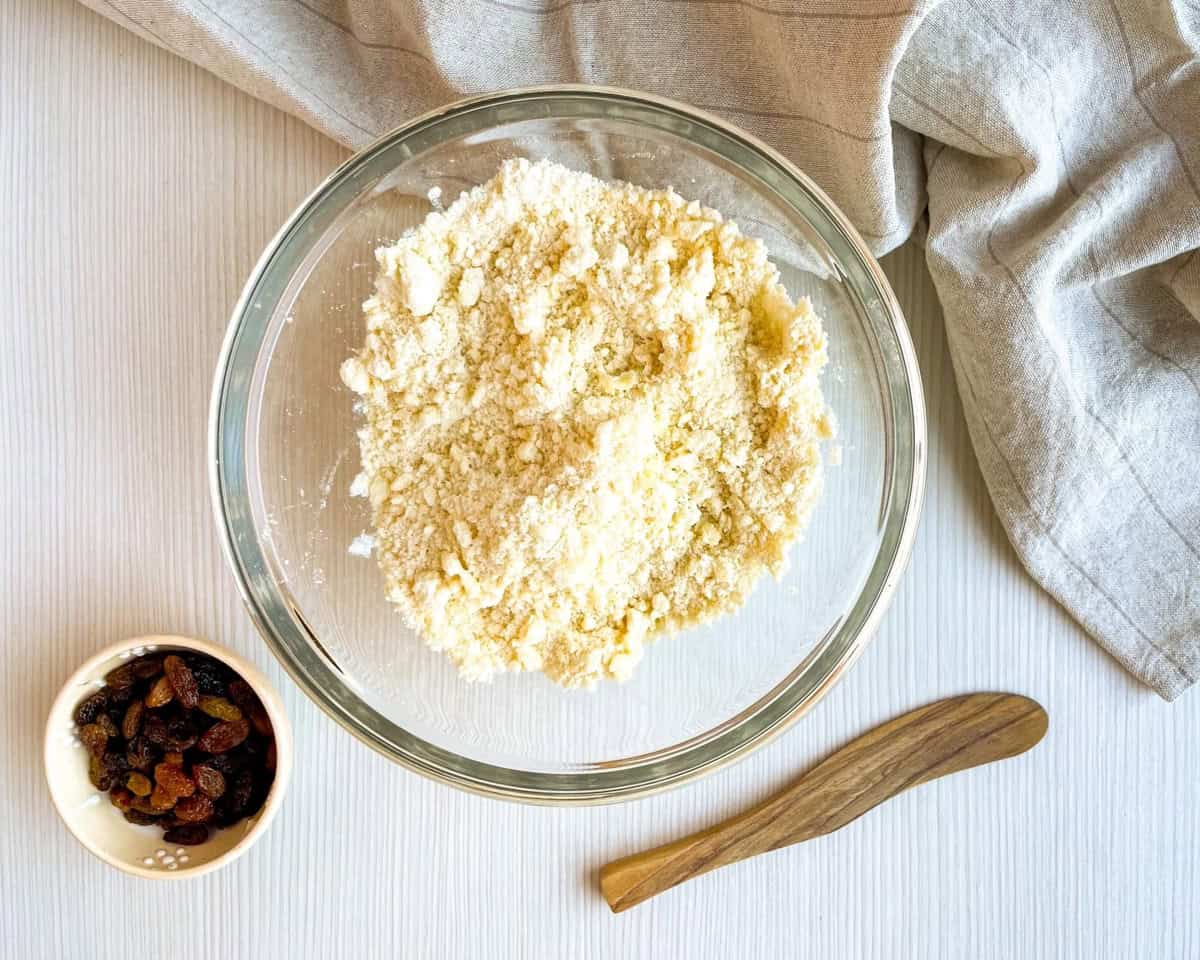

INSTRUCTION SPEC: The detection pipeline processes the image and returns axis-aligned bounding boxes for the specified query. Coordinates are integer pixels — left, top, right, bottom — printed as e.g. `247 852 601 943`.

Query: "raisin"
104 661 138 692
173 794 214 823
189 656 231 695
121 699 144 740
164 716 199 751
198 695 243 722
131 655 164 680
125 735 156 771
73 690 108 726
129 794 160 815
95 713 119 739
227 768 254 815
229 680 272 736
154 762 195 799
109 787 134 811
197 718 250 753
142 713 169 744
88 755 116 791
163 655 199 709
105 682 134 705
145 676 174 708
192 765 227 799
163 824 209 846
79 723 109 758
164 751 185 766
125 772 153 797
202 753 235 776
244 774 271 818
265 740 277 772
149 786 176 811
123 808 159 826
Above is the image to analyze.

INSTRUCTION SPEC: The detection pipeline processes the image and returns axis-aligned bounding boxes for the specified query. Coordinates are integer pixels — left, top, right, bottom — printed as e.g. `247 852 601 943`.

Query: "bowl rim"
209 84 927 805
43 634 293 879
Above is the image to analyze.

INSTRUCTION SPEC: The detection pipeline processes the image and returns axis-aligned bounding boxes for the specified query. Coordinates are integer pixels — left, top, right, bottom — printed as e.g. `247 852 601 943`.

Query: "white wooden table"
3 2 1197 957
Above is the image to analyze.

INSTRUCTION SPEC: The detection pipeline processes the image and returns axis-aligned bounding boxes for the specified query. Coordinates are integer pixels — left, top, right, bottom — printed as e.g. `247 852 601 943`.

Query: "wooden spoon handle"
600 692 1047 912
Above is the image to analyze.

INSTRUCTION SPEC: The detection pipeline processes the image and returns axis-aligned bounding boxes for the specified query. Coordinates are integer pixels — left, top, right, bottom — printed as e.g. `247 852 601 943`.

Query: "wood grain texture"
601 694 1049 911
1 1 1197 957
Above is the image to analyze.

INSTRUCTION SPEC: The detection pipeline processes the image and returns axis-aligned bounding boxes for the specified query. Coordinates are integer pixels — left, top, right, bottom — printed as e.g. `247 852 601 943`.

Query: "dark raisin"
229 680 272 736
163 655 199 709
163 824 209 846
121 699 144 740
173 794 214 823
197 718 250 753
154 762 195 799
123 808 159 826
244 773 272 818
73 690 108 726
109 787 134 811
131 655 164 680
192 765 226 799
141 714 169 746
79 723 109 758
104 661 138 692
164 716 199 751
213 803 243 828
145 675 174 708
104 682 134 705
227 768 254 814
95 713 119 739
265 740 277 772
201 753 235 776
189 656 231 696
125 735 156 771
125 772 153 797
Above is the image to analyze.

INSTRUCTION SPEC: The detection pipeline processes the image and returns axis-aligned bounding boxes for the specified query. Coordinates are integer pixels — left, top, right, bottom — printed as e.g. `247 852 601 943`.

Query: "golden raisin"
198 696 243 722
173 794 214 823
109 787 134 812
149 786 176 811
154 762 195 799
125 772 153 797
163 655 199 709
145 676 174 708
121 699 144 740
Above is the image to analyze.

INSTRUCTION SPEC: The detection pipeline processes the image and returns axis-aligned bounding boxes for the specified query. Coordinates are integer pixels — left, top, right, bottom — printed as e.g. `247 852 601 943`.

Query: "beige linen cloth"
85 0 1200 698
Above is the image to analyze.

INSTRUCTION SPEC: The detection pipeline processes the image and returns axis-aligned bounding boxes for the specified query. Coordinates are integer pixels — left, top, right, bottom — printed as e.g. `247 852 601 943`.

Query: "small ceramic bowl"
44 635 293 879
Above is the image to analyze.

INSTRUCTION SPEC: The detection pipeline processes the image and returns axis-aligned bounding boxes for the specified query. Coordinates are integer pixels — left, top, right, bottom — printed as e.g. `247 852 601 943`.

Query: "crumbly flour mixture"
341 159 830 688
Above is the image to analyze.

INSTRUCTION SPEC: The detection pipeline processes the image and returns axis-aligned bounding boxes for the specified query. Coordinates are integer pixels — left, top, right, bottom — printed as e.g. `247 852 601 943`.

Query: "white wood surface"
2 2 1197 957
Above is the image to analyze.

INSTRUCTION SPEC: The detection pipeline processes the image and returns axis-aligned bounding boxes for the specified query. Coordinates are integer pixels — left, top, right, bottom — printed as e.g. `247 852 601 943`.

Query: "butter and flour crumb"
341 158 831 688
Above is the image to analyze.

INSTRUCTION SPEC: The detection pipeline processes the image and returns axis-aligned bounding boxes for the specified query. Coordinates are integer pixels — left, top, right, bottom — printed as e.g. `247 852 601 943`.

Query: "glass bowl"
210 86 925 804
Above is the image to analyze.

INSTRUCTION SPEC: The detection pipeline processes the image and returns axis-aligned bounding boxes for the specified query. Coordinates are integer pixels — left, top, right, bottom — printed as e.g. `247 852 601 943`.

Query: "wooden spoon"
600 692 1047 912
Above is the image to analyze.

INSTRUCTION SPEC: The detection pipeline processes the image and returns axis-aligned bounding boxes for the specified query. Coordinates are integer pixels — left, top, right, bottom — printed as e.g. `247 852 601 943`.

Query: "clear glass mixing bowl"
210 87 926 803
